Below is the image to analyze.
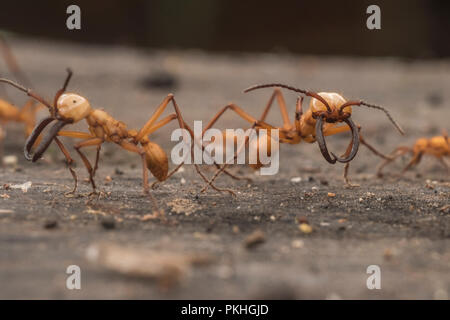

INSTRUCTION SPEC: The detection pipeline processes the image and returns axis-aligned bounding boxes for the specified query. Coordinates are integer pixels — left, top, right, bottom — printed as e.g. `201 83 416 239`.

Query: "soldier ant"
200 83 404 192
0 68 205 209
377 130 449 176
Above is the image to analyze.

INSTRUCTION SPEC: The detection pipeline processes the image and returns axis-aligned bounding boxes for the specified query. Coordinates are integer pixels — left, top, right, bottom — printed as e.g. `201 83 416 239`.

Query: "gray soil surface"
0 37 449 299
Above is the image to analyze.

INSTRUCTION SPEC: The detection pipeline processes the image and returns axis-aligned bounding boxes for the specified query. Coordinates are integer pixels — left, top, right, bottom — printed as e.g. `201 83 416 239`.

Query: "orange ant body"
377 131 449 176
0 35 41 159
0 69 197 204
200 83 404 192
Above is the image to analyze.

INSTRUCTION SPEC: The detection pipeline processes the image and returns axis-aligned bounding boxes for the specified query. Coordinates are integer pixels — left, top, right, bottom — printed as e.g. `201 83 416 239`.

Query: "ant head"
56 93 92 122
310 92 352 122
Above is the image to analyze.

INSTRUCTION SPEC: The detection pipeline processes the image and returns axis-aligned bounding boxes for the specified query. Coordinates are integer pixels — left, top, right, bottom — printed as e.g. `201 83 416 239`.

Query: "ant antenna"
244 83 332 113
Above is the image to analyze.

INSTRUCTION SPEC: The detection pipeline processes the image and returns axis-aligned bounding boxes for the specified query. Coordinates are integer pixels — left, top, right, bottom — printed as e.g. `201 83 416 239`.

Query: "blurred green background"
0 0 449 58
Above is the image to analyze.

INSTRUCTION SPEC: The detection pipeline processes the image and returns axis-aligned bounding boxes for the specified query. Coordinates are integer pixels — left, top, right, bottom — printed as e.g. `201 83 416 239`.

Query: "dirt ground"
0 37 449 299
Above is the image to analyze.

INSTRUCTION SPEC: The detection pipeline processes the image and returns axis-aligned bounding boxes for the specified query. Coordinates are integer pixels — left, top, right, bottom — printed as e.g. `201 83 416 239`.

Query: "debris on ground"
9 181 32 193
383 248 394 261
290 177 302 183
439 204 450 213
167 198 203 216
244 230 266 249
85 243 214 289
2 155 18 167
100 217 116 230
299 223 313 234
291 239 304 248
296 216 309 224
43 220 58 229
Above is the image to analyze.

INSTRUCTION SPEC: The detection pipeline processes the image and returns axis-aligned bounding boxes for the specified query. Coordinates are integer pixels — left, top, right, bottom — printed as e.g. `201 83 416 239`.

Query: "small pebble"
296 215 308 224
3 155 18 166
291 239 304 248
290 177 302 183
244 230 265 249
299 223 312 234
44 220 58 229
383 248 394 261
101 218 115 230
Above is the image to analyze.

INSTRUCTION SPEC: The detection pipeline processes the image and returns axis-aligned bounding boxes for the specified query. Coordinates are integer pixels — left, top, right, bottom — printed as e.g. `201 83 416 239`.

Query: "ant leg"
401 151 423 175
436 156 449 174
0 35 31 87
134 95 203 188
53 137 78 194
92 144 101 177
212 163 252 182
136 96 248 190
58 131 95 139
133 113 190 189
343 163 355 187
203 103 272 134
359 134 391 160
258 89 292 129
198 103 272 189
119 141 149 193
340 138 360 188
145 116 240 191
193 162 236 196
57 131 97 182
119 141 159 213
294 96 304 133
376 147 410 177
73 138 103 194
200 122 257 195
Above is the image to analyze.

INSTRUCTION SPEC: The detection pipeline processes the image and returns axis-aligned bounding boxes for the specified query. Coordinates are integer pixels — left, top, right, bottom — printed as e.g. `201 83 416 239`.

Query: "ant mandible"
0 68 203 207
199 83 405 192
377 130 449 176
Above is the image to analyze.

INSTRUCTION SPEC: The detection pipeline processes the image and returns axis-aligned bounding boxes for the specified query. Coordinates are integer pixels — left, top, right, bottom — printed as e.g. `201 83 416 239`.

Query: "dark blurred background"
0 0 449 58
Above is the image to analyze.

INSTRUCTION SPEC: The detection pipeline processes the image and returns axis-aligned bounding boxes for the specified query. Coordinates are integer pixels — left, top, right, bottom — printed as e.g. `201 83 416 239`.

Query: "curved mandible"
24 117 54 161
24 119 67 162
315 117 360 164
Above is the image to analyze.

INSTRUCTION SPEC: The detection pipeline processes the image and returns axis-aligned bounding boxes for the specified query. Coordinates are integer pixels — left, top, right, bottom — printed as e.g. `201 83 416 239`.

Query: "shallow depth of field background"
0 0 449 299
1 0 449 58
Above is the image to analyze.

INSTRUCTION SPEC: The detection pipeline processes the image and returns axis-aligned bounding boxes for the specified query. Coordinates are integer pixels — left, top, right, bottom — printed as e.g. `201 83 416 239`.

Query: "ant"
377 130 449 176
0 35 42 161
199 83 405 192
0 68 205 208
